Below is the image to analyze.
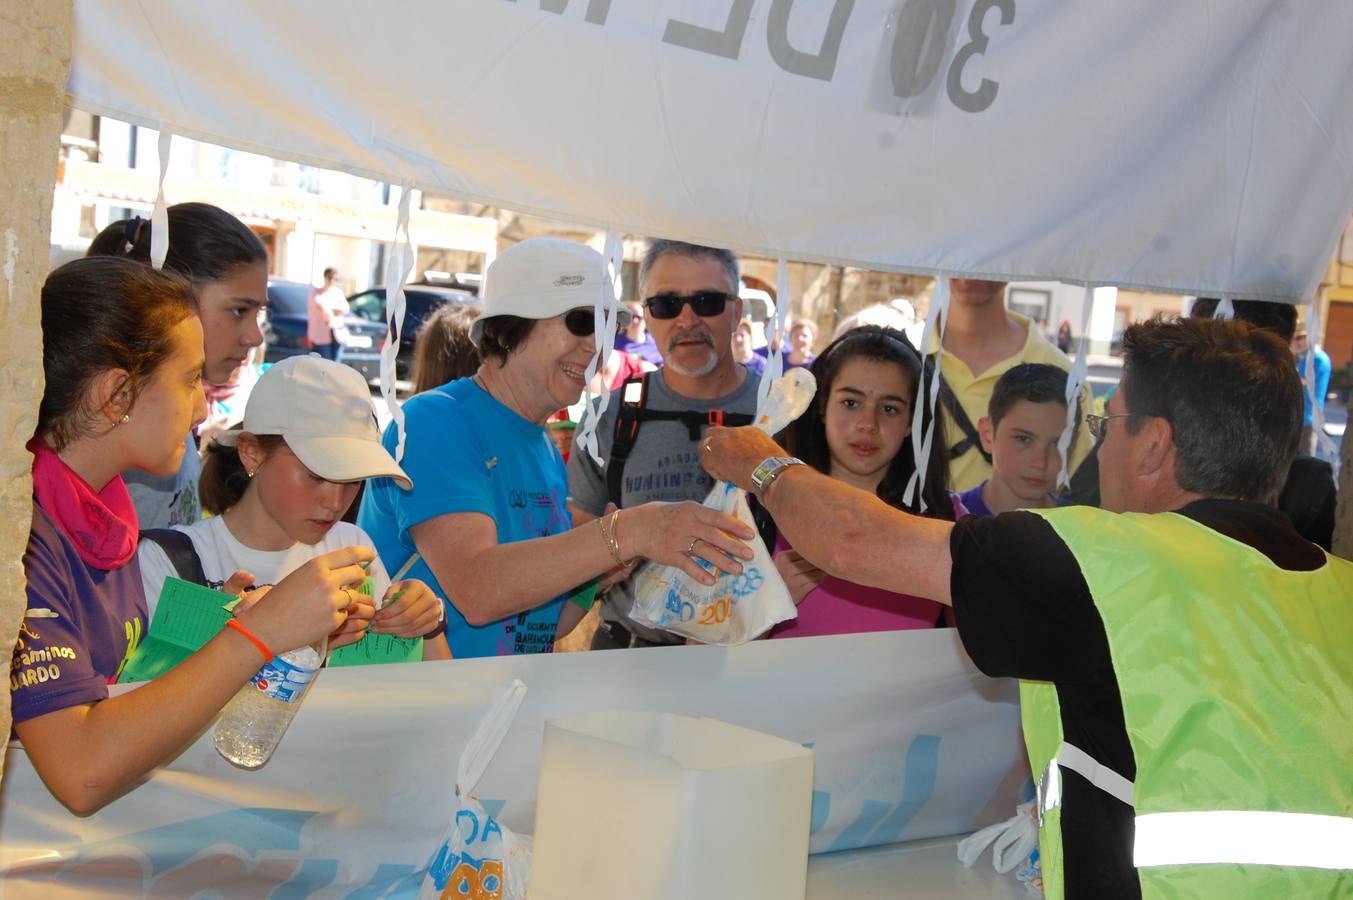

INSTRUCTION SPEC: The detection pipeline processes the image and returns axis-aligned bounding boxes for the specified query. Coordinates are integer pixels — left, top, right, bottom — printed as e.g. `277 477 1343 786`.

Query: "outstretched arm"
16 547 371 815
701 426 954 605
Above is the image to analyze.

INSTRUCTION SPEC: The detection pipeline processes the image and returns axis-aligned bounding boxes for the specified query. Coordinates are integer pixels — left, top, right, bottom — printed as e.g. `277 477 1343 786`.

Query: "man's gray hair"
638 239 740 298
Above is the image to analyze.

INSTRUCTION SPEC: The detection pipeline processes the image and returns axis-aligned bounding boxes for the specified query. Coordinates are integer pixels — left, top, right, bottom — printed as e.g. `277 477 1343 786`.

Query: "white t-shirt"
137 515 391 620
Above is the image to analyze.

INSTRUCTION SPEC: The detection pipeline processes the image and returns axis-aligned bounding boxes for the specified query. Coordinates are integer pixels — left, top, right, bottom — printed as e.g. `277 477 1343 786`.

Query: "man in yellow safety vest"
701 315 1352 899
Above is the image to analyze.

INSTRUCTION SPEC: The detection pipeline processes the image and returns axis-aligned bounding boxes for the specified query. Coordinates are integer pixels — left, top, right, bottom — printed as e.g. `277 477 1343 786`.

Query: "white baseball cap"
469 237 630 346
215 356 412 489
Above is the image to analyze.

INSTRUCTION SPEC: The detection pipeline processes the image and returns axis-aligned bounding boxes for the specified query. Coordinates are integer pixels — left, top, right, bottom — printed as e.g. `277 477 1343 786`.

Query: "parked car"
347 285 482 381
264 279 387 383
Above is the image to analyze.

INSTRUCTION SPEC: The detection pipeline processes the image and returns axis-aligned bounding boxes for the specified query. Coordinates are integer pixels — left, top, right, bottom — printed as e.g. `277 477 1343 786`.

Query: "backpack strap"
139 528 208 587
605 372 757 507
607 374 652 507
926 354 993 466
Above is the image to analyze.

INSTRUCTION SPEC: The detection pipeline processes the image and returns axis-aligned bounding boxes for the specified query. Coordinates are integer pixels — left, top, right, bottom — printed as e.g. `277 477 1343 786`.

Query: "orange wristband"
225 618 274 663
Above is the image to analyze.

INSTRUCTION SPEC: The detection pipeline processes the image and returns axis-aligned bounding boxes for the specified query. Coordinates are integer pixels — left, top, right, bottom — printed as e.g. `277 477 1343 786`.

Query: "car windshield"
349 291 386 323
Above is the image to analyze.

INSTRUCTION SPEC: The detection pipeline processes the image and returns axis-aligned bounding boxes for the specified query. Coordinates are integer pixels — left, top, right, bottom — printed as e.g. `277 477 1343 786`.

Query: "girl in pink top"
769 326 956 637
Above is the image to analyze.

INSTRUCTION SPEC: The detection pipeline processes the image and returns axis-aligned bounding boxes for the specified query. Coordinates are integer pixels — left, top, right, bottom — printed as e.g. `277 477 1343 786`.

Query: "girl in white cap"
359 237 755 659
138 356 451 660
12 258 368 815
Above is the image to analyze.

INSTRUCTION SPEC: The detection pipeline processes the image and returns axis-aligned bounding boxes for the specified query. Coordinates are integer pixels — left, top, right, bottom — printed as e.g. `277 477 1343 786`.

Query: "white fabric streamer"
148 129 172 271
757 258 792 413
1215 295 1235 320
574 231 624 466
381 185 414 462
904 277 950 511
1057 285 1095 489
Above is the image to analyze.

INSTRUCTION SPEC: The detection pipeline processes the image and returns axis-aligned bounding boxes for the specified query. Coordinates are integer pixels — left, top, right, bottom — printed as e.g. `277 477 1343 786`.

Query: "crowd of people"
10 204 1350 897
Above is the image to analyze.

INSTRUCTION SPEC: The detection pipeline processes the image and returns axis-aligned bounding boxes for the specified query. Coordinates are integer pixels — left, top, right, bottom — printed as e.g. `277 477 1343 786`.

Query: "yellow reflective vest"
1021 506 1353 899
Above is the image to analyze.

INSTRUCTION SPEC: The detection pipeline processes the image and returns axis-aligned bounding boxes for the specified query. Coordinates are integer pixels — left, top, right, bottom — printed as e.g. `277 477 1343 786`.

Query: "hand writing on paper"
329 596 376 651
773 550 827 606
372 579 443 639
235 546 374 655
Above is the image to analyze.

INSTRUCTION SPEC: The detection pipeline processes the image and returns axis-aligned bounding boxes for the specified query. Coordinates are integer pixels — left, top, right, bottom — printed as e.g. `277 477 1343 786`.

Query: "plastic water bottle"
213 637 327 769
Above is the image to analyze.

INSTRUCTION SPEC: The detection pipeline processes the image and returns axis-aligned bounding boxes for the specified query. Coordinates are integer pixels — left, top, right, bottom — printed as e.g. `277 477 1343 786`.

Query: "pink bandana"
28 439 139 570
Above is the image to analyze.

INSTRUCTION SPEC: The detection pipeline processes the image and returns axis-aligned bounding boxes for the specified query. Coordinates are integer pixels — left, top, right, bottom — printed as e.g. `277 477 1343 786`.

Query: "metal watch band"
751 456 804 497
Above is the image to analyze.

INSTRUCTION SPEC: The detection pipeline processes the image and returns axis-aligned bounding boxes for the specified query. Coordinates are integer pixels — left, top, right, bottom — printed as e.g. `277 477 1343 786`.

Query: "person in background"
410 303 481 395
88 202 270 529
308 267 349 362
13 257 367 815
359 237 754 659
1056 320 1074 354
703 315 1352 900
138 356 451 661
906 278 1093 493
785 317 818 369
567 239 762 650
830 298 916 341
958 364 1077 517
1291 323 1332 457
768 327 953 637
1184 297 1337 549
614 299 664 366
732 317 766 377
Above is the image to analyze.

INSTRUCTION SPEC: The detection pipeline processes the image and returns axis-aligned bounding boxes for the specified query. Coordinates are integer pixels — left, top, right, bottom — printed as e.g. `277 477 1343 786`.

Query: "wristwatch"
750 456 805 498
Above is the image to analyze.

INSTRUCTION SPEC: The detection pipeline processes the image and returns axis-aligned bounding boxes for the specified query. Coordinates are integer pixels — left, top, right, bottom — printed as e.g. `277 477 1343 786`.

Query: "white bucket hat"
215 355 412 489
469 237 630 347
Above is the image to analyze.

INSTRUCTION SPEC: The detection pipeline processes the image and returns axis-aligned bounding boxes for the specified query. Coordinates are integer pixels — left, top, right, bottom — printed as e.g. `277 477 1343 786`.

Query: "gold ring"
686 537 701 556
343 587 356 608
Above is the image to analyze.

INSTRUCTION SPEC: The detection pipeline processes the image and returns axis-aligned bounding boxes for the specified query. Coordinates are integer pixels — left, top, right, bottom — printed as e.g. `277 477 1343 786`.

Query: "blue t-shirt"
12 504 148 725
358 378 571 658
1297 347 1332 426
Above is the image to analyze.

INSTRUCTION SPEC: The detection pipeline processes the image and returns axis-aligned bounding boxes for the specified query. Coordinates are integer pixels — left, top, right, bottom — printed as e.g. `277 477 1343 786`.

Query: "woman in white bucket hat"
138 355 451 660
359 237 754 659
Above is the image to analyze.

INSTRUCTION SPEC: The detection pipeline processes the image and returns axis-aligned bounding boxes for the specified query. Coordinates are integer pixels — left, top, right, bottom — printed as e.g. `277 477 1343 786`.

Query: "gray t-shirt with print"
567 367 761 639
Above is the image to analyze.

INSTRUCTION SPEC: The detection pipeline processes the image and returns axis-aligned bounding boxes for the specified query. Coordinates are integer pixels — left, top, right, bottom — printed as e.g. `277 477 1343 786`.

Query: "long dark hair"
781 325 954 520
88 201 267 285
37 257 197 451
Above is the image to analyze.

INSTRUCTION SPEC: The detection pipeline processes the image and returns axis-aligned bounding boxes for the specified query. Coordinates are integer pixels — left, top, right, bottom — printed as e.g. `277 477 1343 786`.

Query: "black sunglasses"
644 290 731 320
562 307 619 338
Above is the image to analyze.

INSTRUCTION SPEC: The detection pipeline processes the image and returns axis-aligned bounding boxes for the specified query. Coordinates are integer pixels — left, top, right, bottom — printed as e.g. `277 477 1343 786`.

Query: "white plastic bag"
629 369 816 645
957 800 1043 894
419 680 531 900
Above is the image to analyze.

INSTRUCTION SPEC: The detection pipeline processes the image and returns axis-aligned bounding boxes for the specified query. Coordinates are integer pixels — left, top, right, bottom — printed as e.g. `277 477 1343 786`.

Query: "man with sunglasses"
567 239 762 649
703 315 1352 899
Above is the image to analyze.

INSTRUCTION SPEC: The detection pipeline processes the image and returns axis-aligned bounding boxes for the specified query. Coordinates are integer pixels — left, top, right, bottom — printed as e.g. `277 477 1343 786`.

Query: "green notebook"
117 577 237 684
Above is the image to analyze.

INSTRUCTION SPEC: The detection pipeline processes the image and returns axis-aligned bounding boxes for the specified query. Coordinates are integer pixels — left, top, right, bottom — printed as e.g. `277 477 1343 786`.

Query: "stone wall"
0 1 70 769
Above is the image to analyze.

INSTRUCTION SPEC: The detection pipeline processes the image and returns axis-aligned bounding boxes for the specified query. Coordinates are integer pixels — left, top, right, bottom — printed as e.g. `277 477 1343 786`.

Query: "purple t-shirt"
770 532 944 637
11 504 148 725
958 482 993 517
958 480 1067 518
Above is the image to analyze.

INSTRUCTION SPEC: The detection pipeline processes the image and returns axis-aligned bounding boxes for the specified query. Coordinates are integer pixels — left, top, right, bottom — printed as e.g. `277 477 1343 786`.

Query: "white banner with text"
67 0 1353 301
0 631 1023 898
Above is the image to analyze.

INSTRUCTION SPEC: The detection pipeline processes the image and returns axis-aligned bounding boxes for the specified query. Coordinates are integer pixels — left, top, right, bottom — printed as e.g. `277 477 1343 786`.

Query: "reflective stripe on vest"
1135 811 1353 870
1040 744 1353 871
1036 740 1134 826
